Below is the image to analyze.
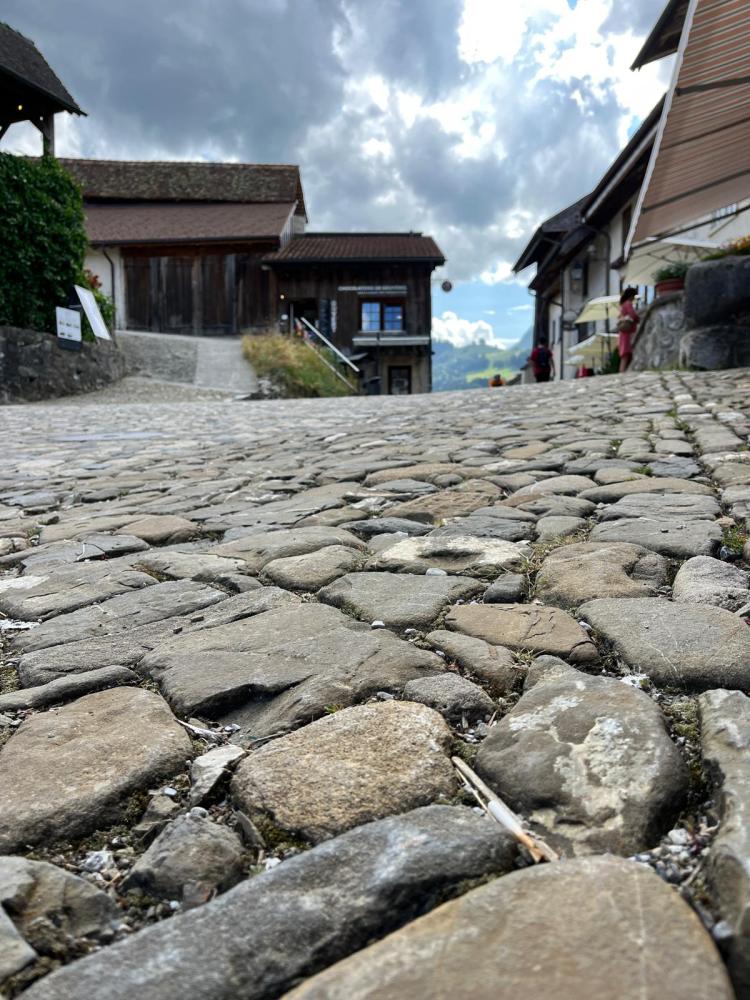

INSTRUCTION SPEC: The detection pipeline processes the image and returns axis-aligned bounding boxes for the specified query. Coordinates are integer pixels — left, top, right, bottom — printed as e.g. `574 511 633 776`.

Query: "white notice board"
75 284 111 340
55 306 82 342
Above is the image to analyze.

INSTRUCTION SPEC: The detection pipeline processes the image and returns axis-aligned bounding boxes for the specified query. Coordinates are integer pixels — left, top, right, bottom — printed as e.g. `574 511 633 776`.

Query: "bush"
652 261 690 283
242 334 356 397
702 235 750 261
0 153 88 333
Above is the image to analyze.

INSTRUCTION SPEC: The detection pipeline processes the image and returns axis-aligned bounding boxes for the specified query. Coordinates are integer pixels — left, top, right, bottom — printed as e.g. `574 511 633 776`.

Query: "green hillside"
433 335 530 392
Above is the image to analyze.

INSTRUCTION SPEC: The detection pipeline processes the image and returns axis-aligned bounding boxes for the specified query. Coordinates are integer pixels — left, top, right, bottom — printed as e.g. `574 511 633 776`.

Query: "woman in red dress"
617 287 639 372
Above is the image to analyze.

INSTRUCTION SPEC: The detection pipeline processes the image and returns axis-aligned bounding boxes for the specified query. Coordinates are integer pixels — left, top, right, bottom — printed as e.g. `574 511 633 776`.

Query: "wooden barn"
264 233 444 394
70 158 445 395
63 158 307 335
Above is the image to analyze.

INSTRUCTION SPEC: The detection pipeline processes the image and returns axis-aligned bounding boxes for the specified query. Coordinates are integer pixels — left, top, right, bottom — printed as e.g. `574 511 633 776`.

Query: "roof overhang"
631 0 688 70
627 0 750 252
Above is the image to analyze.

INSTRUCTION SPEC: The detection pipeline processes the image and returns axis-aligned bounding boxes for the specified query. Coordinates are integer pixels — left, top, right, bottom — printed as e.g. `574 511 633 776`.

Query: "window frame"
359 299 406 333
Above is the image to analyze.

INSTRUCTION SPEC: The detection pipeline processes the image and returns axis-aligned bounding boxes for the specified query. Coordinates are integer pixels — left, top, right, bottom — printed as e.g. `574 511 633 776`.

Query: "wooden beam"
36 112 55 156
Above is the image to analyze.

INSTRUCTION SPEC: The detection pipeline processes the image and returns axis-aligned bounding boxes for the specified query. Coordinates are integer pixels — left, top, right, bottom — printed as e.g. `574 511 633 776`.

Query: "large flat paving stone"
345 517 432 539
579 477 714 503
213 527 366 573
700 689 750 998
580 597 750 689
535 541 669 609
445 603 598 664
0 562 156 621
11 580 226 655
318 571 483 630
430 510 536 542
0 688 191 852
139 603 444 736
386 485 500 523
21 805 516 1000
282 856 733 1000
260 544 365 591
232 701 455 843
475 660 687 855
589 517 722 559
673 556 750 611
132 550 252 583
502 474 597 507
367 534 526 577
14 587 300 687
0 665 138 712
598 492 721 521
425 629 519 694
118 515 200 545
2 532 150 573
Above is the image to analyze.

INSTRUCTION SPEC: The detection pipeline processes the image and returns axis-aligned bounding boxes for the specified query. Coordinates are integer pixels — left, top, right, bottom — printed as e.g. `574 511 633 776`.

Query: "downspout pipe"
101 247 117 338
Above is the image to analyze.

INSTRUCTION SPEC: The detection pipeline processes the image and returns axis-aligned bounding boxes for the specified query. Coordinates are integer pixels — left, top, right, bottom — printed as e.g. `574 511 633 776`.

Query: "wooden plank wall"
122 242 276 334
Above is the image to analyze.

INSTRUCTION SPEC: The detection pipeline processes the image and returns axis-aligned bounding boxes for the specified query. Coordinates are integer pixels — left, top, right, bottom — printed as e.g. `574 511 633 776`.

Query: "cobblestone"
2 368 750 996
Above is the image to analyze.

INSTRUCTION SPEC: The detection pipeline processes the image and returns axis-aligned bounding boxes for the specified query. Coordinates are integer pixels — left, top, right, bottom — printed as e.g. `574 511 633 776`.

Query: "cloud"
508 304 533 313
2 0 670 283
432 310 513 348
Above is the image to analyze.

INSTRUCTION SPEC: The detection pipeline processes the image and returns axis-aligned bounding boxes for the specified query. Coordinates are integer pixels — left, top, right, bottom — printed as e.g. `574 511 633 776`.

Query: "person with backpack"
529 339 554 382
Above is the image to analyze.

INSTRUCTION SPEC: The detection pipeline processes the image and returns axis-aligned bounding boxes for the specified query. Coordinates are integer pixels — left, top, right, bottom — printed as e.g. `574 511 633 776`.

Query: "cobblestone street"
2 370 750 998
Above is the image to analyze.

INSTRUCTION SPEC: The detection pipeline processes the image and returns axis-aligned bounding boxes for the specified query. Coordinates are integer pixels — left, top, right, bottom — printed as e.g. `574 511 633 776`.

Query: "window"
360 301 405 332
383 304 403 331
361 302 381 331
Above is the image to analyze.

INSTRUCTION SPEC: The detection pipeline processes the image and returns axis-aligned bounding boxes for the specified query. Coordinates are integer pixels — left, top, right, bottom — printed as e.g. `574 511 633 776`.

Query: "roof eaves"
90 233 282 248
631 0 686 70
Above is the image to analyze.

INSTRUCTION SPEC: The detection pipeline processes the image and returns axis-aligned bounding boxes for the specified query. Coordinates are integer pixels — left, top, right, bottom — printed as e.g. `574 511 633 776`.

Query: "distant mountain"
514 326 533 352
433 336 529 392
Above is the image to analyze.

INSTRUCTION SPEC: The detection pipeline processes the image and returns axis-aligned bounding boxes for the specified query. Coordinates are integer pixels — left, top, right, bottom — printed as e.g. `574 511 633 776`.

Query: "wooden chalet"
0 22 84 154
64 158 307 336
264 233 445 394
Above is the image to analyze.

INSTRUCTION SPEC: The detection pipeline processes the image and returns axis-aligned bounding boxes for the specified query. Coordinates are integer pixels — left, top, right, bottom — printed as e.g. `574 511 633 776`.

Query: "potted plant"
652 261 690 296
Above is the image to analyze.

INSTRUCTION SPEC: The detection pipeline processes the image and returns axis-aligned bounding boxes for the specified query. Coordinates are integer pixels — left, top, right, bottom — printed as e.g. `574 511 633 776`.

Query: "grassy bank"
242 334 356 398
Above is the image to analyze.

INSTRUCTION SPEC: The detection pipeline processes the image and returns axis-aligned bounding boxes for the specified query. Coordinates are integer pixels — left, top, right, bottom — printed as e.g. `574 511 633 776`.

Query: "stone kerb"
0 326 128 403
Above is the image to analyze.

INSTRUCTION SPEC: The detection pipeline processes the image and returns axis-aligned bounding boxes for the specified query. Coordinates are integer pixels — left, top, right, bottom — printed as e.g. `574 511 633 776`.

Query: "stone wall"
0 327 128 404
629 293 686 371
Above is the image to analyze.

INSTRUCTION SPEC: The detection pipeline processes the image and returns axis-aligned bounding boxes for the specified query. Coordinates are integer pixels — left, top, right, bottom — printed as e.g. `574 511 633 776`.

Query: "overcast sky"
4 0 671 346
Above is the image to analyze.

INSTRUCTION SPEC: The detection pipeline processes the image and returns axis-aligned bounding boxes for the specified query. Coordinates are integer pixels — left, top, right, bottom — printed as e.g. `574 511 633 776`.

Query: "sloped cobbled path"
2 370 750 998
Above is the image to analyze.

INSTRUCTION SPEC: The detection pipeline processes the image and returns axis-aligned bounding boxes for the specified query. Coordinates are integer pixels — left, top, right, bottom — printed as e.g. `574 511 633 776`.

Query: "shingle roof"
0 22 83 115
265 232 445 264
61 159 306 215
513 195 588 272
84 202 295 246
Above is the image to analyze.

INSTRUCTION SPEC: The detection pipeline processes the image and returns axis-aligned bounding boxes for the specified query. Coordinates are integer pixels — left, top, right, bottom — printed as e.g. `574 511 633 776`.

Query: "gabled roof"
264 232 445 265
0 22 83 115
629 0 750 247
513 195 588 272
61 159 307 217
84 202 296 246
631 0 688 70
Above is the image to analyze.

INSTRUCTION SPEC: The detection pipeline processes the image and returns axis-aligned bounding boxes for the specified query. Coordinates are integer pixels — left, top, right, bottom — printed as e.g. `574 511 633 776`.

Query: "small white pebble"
425 568 447 576
371 620 386 629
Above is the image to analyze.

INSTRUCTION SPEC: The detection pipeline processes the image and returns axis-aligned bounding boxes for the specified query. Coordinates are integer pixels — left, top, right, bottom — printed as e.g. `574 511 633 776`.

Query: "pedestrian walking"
529 339 554 382
617 287 640 372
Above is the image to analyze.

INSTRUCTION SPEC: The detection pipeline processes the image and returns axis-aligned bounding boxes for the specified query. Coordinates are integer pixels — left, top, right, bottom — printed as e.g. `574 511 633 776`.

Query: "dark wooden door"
201 254 232 334
124 256 152 330
161 257 194 333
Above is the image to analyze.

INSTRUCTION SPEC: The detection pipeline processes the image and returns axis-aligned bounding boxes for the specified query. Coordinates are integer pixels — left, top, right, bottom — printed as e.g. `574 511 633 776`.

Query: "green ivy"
0 153 88 333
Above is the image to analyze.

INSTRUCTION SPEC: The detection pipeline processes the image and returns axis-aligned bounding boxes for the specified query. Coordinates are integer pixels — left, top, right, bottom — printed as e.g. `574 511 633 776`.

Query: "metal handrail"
300 317 360 373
